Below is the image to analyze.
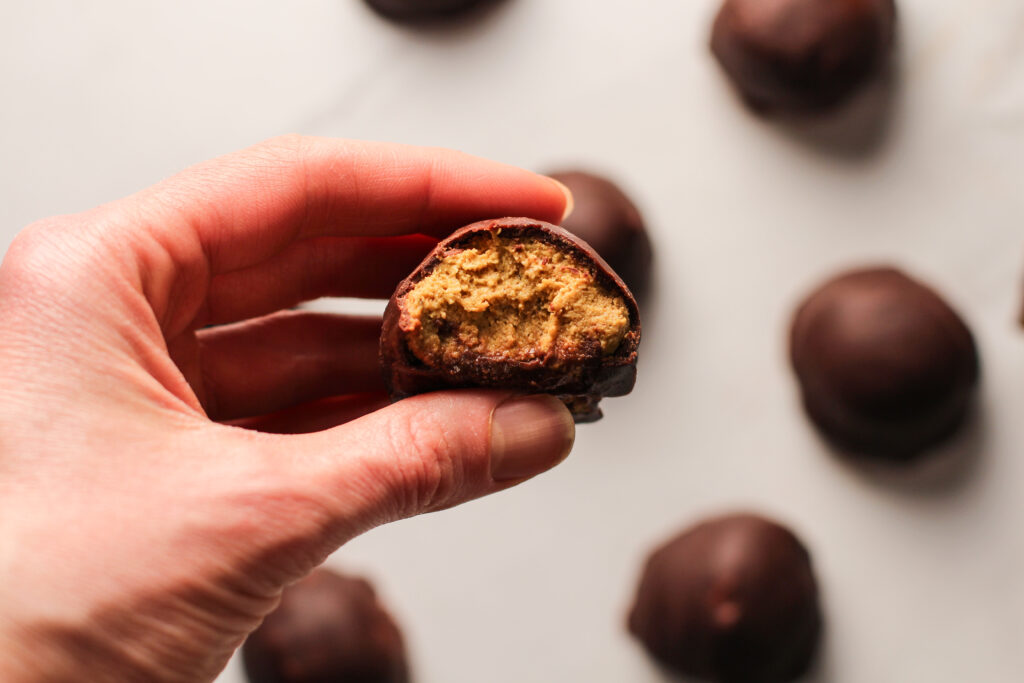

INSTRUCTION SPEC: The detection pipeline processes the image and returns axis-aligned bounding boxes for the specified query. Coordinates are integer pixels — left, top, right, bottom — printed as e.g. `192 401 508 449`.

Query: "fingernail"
547 177 575 223
490 395 575 481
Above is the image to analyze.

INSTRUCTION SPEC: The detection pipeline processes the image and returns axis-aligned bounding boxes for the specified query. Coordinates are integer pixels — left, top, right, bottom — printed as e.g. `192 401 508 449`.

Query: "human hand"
0 136 575 682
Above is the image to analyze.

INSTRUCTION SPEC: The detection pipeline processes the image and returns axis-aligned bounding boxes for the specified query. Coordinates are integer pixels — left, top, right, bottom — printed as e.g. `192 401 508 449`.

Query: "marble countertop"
3 1 1024 681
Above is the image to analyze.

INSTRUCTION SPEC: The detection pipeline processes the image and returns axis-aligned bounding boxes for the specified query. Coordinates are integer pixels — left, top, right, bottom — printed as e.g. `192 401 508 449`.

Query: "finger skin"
198 234 436 326
0 139 574 683
228 393 391 434
118 136 569 337
190 311 383 421
245 390 575 561
263 391 510 538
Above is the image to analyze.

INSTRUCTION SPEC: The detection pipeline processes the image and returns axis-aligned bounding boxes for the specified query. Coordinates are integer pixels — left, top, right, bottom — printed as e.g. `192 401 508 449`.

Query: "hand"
0 136 576 682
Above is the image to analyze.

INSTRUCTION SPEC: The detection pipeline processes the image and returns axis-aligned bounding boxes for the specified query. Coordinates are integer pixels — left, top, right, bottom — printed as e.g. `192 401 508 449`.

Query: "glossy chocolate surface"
547 170 652 302
790 267 979 460
242 569 409 683
629 514 821 683
711 0 896 114
380 217 641 422
364 0 490 22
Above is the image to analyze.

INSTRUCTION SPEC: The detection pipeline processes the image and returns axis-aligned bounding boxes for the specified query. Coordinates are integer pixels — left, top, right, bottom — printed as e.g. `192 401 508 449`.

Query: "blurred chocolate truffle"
243 569 409 683
711 0 896 114
790 267 979 460
629 513 821 683
380 217 640 422
364 0 490 22
547 170 652 302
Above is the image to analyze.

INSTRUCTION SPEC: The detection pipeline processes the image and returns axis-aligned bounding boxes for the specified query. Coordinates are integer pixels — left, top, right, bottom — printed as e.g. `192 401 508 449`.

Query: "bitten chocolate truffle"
790 267 979 460
628 514 821 683
380 217 640 422
242 569 409 683
547 171 652 302
711 0 896 114
364 0 490 22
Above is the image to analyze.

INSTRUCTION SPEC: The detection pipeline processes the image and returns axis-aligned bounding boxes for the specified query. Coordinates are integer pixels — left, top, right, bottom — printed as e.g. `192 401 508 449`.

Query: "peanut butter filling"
402 233 630 368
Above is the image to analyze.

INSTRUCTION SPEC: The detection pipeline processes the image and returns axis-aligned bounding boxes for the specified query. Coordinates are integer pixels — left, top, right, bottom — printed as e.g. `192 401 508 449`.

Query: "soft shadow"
635 256 659 346
800 592 833 683
229 392 391 434
825 399 988 499
641 643 830 683
630 602 829 683
769 44 904 161
364 0 512 40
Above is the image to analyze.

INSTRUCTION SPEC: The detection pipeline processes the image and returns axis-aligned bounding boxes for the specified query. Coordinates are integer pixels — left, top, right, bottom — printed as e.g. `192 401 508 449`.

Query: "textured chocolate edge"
380 217 641 421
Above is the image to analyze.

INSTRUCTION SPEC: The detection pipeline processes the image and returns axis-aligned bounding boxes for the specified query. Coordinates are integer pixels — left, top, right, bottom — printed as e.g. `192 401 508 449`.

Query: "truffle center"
401 233 630 367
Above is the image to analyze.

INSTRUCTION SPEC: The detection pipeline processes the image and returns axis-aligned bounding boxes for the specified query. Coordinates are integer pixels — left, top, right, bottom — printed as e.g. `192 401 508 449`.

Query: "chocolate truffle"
546 170 652 303
242 569 409 683
628 514 821 683
711 0 896 114
790 267 979 460
380 217 640 422
363 0 490 22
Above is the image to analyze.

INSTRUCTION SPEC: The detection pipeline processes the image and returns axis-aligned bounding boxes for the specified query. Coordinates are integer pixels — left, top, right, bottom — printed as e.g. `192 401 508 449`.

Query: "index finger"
115 135 570 328
130 135 571 273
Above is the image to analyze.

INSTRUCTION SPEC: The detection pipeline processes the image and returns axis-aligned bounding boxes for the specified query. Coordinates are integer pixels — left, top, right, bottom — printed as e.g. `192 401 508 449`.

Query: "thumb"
252 391 575 552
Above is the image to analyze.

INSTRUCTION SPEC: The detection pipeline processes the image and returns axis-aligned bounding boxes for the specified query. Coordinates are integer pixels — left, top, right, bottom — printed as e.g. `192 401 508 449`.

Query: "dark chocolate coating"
711 0 896 114
628 514 821 683
379 217 641 422
363 0 489 22
790 267 979 460
242 569 409 683
547 171 652 303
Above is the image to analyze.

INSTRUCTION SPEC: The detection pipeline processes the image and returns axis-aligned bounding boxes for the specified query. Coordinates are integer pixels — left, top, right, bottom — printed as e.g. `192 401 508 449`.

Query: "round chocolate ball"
547 170 652 302
363 0 490 22
242 569 409 683
629 514 821 683
710 0 897 114
790 267 979 460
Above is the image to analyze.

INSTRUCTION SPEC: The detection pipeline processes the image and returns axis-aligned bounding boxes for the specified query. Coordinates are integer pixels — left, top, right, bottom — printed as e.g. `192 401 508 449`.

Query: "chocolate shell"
363 0 491 22
242 569 409 683
380 217 641 422
711 0 897 114
628 514 822 683
547 170 653 303
790 267 979 460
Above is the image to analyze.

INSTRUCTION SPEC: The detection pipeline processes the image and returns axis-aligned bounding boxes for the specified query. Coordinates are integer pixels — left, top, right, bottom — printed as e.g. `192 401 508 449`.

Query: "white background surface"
3 1 1024 681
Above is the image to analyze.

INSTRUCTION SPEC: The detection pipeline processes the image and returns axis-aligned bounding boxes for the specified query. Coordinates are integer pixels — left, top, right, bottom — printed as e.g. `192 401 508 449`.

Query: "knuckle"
383 407 465 515
6 218 60 258
247 133 315 211
255 133 307 163
227 135 309 191
2 219 72 286
1 212 126 299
